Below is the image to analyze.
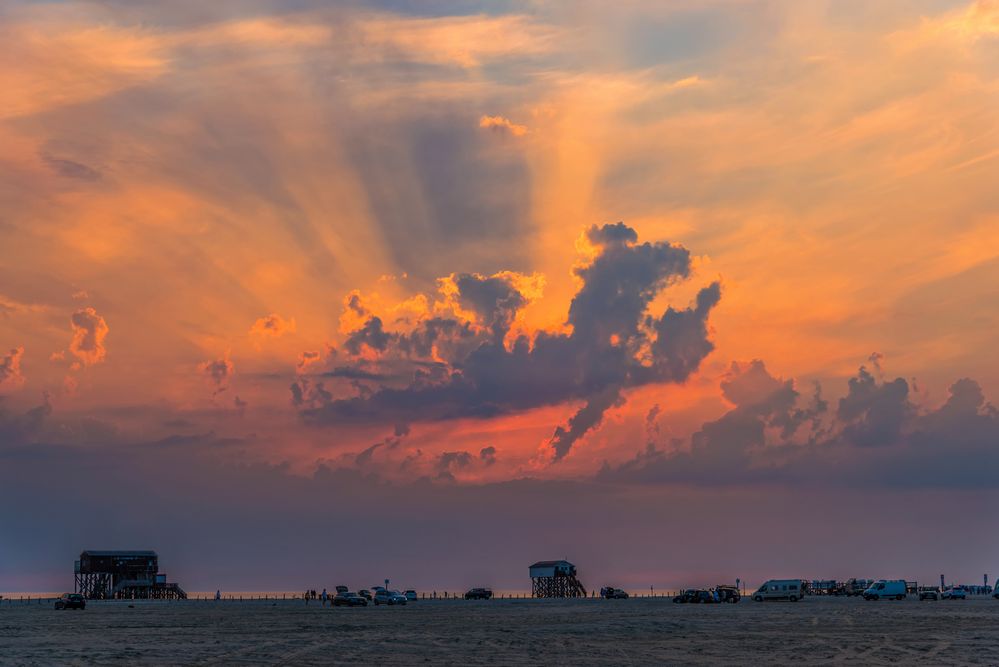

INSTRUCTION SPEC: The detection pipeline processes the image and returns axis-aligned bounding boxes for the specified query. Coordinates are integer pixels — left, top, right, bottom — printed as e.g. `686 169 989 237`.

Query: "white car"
942 587 967 600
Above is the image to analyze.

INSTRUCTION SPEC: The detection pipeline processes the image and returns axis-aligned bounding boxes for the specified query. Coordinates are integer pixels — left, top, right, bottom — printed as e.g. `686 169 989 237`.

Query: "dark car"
333 592 368 607
464 588 493 600
600 587 629 599
673 589 708 603
55 593 86 610
358 589 372 600
373 589 407 605
919 587 941 601
716 586 741 603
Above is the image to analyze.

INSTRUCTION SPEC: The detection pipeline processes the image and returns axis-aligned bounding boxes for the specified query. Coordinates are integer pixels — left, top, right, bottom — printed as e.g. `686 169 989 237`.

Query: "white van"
863 580 907 600
752 579 804 602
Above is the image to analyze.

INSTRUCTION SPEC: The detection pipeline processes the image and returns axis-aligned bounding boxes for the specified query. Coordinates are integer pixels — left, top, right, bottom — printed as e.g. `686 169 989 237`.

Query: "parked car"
404 590 418 602
673 589 712 603
373 589 407 605
600 588 629 599
335 585 348 594
753 579 804 602
54 593 86 610
358 589 372 600
863 580 907 601
464 588 493 600
716 585 741 603
333 592 368 607
942 587 967 600
919 587 941 601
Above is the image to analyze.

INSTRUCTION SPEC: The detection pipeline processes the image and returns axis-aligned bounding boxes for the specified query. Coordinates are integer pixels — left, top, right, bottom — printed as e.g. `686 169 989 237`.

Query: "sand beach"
3 595 997 665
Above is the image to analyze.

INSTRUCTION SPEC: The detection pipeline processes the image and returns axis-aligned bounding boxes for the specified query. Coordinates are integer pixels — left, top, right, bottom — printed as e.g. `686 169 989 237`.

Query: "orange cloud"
250 313 297 338
0 346 26 391
356 14 559 68
0 19 167 119
69 308 109 366
479 115 528 136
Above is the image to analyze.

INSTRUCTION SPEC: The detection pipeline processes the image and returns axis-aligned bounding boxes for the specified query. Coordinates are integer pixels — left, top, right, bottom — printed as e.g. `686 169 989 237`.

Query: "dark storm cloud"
289 378 332 409
0 346 25 390
600 360 999 489
436 450 473 474
479 446 497 465
452 272 526 340
296 223 722 461
343 316 395 355
836 364 912 447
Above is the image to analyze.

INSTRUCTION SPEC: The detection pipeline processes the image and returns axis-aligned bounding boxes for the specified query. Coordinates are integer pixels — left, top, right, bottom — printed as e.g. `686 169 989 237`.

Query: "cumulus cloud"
836 363 911 447
199 355 234 397
250 313 296 338
479 115 528 136
69 308 109 366
296 350 322 373
435 450 473 480
601 357 999 489
290 377 332 410
0 347 26 391
295 223 721 462
644 404 662 443
479 446 497 466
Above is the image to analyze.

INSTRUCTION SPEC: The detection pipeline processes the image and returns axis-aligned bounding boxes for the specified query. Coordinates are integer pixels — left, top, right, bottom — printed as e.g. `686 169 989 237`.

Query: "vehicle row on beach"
329 585 416 606
749 579 983 602
49 580 999 609
673 585 741 604
328 585 497 606
918 586 967 600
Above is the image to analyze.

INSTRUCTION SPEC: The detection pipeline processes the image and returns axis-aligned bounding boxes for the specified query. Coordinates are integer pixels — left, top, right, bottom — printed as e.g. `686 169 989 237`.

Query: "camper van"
752 579 805 602
863 580 907 600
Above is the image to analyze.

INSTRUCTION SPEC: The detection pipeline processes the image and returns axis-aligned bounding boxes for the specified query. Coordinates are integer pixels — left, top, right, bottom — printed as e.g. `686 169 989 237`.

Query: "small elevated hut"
530 560 587 598
74 550 186 600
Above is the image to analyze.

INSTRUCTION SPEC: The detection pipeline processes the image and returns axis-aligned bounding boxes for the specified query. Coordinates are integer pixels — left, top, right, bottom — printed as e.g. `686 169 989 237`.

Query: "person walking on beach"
321 588 328 607
215 589 221 601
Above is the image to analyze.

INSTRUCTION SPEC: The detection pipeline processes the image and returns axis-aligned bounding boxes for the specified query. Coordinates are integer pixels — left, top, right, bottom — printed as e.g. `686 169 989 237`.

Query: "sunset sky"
2 0 999 593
